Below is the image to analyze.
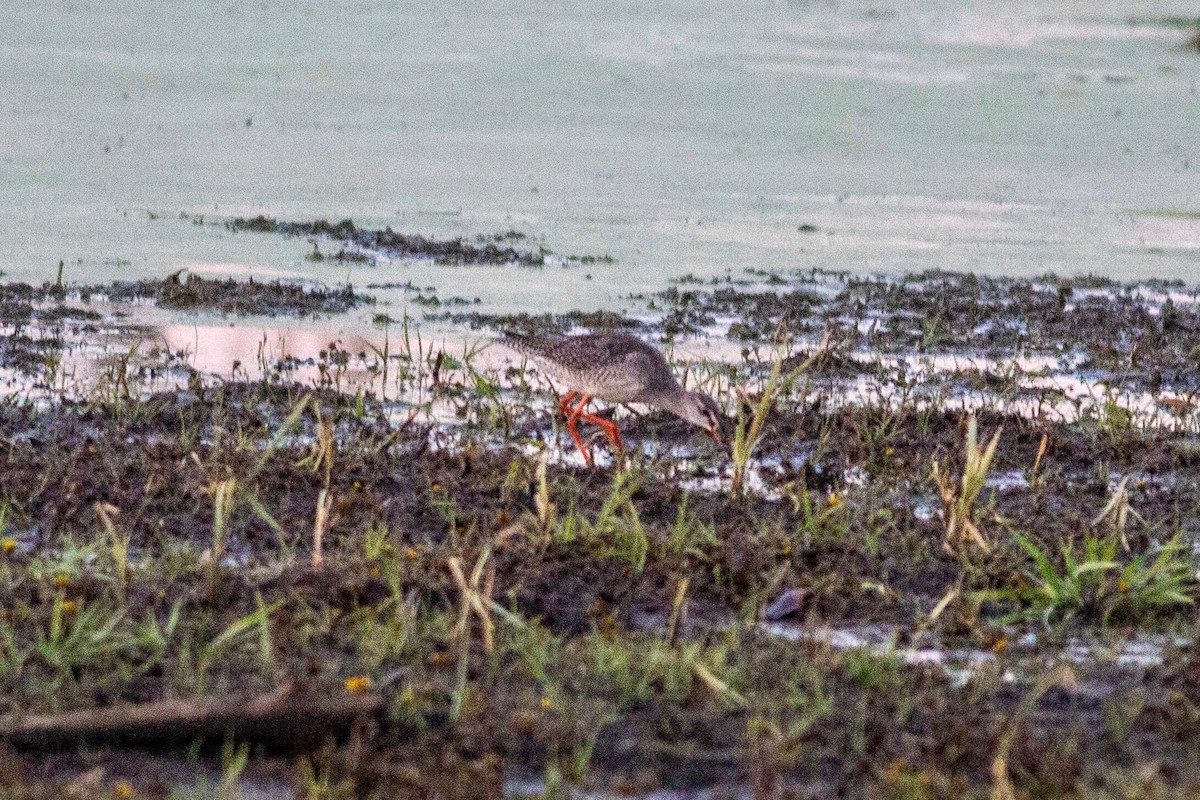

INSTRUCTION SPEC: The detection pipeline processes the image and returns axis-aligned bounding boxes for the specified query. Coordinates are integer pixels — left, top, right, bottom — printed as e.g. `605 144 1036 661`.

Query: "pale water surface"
2 0 1199 323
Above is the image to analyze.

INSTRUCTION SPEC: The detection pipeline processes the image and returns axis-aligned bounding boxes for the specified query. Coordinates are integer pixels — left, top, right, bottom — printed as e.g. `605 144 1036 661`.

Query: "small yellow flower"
991 637 1008 654
61 600 79 615
828 494 842 508
539 696 553 709
780 544 792 556
1118 578 1130 594
344 675 372 694
113 780 136 799
369 567 380 579
1 539 15 552
883 758 906 784
53 574 69 588
885 447 895 457
405 547 419 560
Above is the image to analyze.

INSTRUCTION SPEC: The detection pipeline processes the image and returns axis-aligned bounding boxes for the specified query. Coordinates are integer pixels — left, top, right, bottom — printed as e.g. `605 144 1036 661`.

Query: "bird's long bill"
706 425 724 445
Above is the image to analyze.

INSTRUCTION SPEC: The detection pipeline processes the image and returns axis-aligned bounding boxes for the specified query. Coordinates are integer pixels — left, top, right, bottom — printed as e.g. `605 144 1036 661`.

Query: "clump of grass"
218 736 251 800
446 544 526 719
731 330 829 496
34 599 129 703
664 491 718 562
201 395 314 587
933 416 1002 554
194 596 282 692
978 531 1195 626
298 407 336 570
542 468 650 572
580 632 743 709
94 502 130 601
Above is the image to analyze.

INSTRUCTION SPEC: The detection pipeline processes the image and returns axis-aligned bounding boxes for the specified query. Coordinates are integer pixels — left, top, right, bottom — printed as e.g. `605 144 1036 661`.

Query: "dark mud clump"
228 215 550 267
227 216 616 268
103 271 370 316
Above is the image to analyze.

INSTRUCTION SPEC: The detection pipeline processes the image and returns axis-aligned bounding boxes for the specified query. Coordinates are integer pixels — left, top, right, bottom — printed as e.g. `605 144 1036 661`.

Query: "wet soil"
0 382 1195 798
0 269 1199 797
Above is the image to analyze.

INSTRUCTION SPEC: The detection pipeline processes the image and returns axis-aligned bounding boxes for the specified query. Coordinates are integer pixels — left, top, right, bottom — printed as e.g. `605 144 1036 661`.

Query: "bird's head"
674 391 724 444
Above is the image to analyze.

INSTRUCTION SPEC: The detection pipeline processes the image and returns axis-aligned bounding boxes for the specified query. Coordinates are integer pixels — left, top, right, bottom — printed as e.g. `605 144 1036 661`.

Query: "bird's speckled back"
501 331 680 403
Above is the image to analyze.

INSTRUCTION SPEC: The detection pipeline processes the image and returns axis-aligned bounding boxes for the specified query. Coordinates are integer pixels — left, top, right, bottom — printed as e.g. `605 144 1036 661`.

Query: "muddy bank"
0 362 1193 796
0 266 1197 795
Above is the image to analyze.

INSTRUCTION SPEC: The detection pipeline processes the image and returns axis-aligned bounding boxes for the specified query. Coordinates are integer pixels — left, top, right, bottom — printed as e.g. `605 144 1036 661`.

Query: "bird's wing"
549 338 602 368
618 348 672 395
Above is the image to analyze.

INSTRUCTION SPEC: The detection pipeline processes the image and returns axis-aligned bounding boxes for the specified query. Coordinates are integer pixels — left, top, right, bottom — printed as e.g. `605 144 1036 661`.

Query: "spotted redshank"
502 331 723 463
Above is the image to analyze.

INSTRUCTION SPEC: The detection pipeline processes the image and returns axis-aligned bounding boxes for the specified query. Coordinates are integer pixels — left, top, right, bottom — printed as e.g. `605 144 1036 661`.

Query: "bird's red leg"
575 404 625 455
590 416 625 453
558 391 579 417
565 394 592 464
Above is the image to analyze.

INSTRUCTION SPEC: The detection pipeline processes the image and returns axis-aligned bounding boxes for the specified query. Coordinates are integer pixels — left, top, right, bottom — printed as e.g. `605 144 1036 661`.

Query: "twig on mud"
534 449 554 533
1030 432 1049 488
0 683 382 750
312 488 333 570
94 502 129 601
447 544 526 721
666 575 690 646
926 579 961 625
447 545 526 655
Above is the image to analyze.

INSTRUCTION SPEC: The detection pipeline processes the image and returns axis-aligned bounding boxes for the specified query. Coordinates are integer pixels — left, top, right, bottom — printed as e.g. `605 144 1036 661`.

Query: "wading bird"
503 331 723 464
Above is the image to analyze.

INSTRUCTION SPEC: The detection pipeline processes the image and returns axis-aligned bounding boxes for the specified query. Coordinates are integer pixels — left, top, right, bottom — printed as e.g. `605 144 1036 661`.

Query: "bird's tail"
496 330 546 359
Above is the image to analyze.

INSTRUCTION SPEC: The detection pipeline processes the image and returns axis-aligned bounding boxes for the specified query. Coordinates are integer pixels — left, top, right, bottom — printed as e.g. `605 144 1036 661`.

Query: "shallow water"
762 619 1189 688
3 0 1198 328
